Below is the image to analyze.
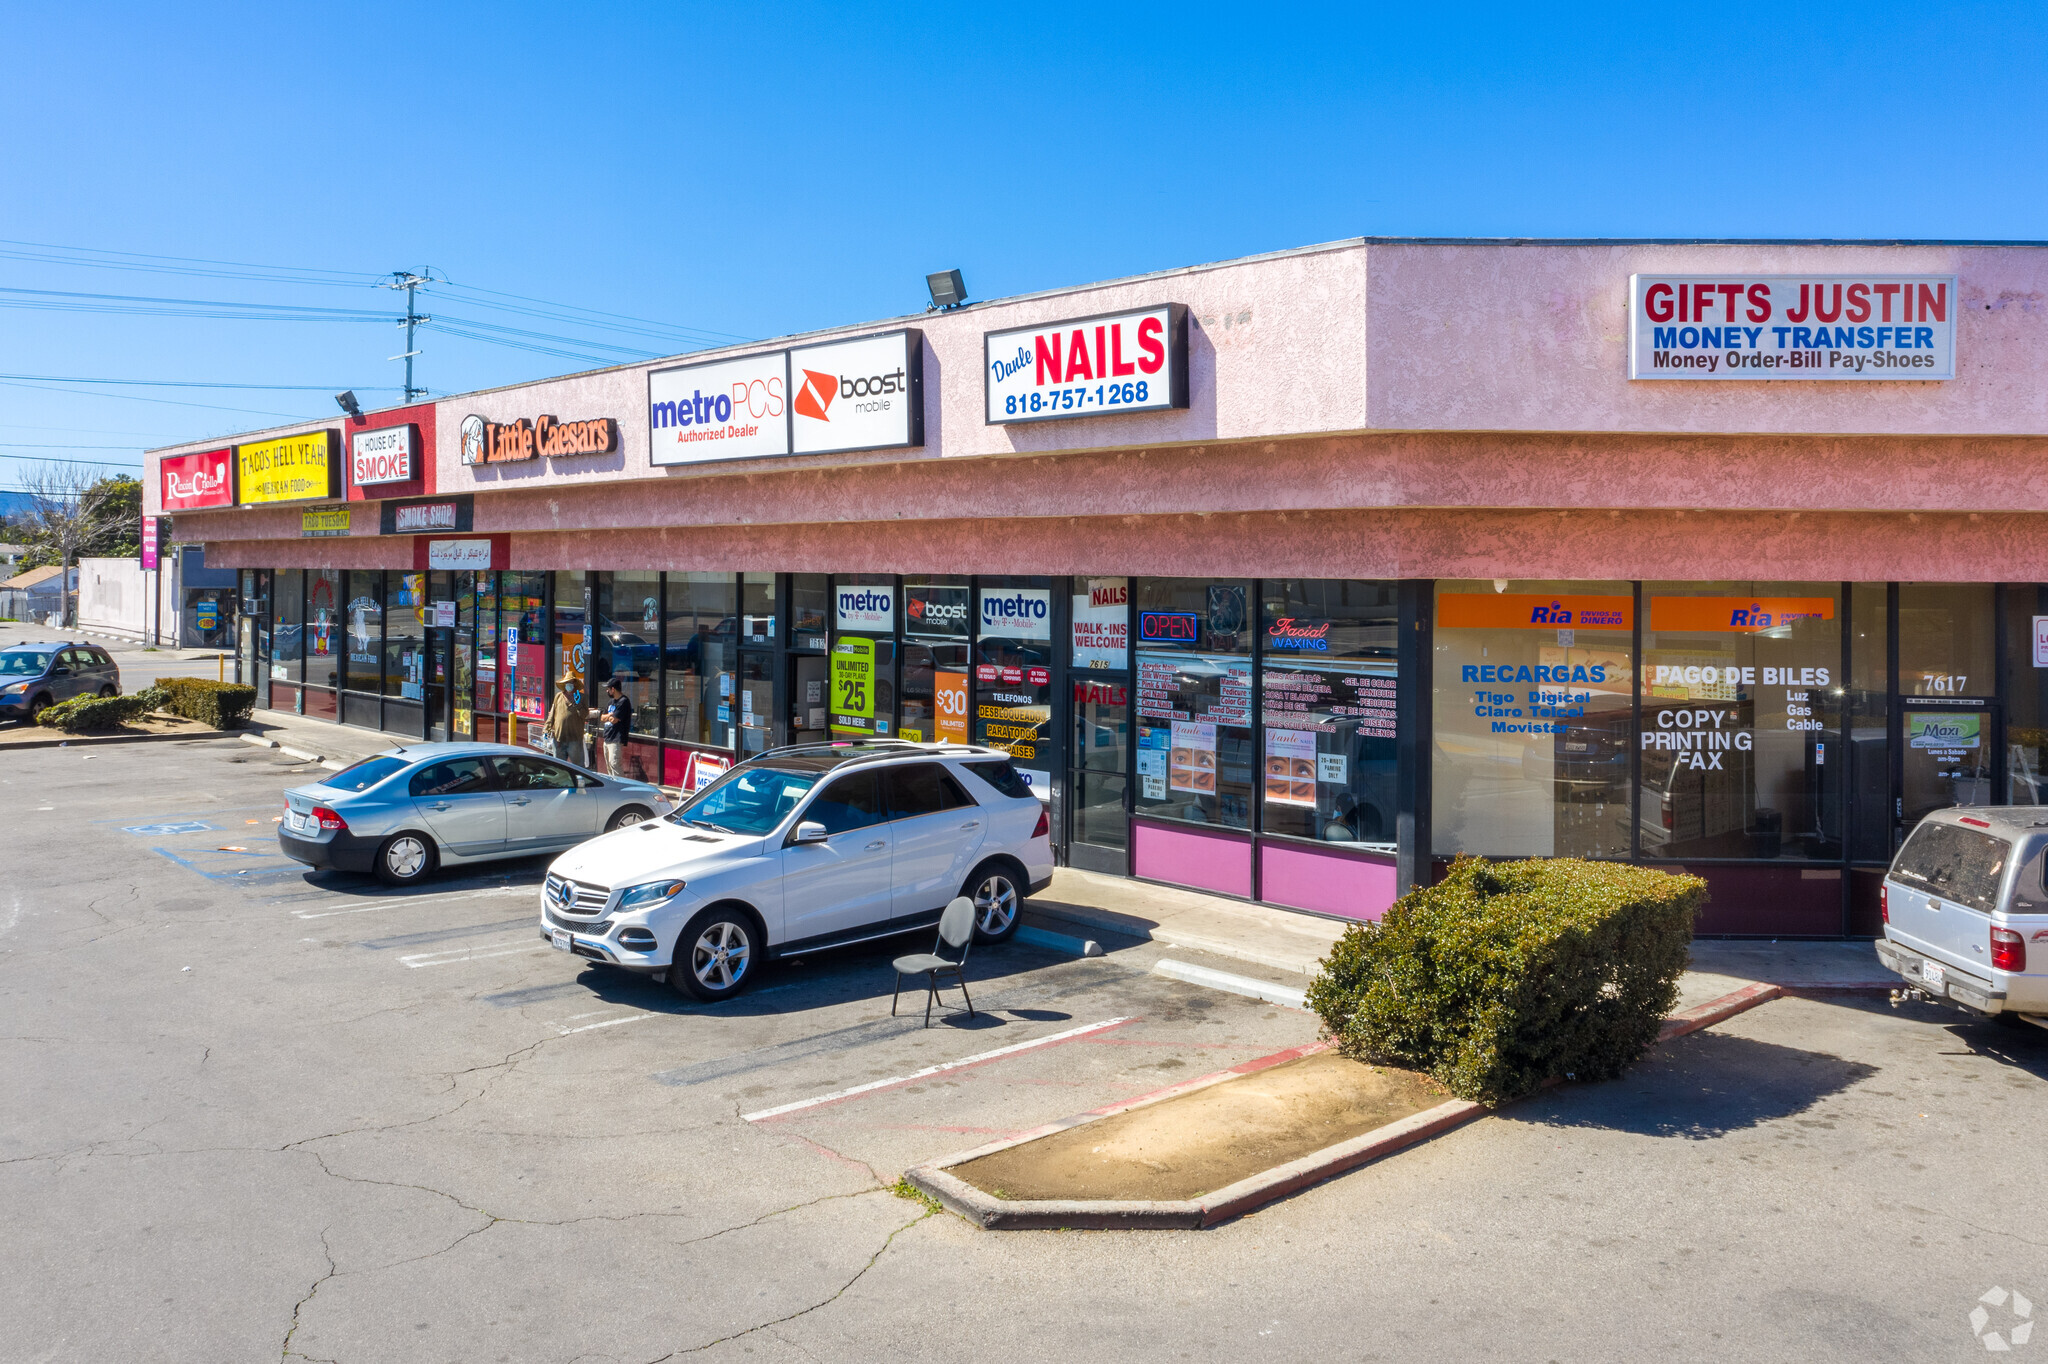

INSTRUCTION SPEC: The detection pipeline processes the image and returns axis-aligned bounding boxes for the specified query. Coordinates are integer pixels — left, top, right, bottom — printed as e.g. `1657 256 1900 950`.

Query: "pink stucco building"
145 237 2048 937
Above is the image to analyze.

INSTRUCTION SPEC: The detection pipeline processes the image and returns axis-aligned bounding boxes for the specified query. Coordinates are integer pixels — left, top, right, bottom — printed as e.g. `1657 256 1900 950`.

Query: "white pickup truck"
1877 807 2048 1030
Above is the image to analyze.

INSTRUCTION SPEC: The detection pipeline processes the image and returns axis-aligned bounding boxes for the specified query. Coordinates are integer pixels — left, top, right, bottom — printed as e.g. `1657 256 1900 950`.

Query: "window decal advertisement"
1072 579 1128 669
1169 720 1217 794
788 330 923 456
237 430 338 505
160 448 234 510
1263 727 1317 807
830 637 875 734
834 583 894 632
1629 275 1955 380
935 670 970 744
903 584 969 637
1648 596 1834 634
648 351 789 465
1436 594 1633 630
985 304 1189 424
979 587 1052 641
1908 712 1981 751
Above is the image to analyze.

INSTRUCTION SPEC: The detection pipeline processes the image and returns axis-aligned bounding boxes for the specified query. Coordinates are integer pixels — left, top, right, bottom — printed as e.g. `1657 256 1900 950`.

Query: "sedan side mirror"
791 821 829 845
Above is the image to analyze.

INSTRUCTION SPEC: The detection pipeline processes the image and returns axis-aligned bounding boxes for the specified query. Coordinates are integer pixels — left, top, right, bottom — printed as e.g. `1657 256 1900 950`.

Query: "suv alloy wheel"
673 907 756 1001
967 866 1022 943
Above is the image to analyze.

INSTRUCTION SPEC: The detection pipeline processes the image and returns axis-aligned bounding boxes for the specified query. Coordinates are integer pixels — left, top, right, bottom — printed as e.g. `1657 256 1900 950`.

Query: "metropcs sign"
1628 275 1956 380
648 330 923 467
984 304 1189 424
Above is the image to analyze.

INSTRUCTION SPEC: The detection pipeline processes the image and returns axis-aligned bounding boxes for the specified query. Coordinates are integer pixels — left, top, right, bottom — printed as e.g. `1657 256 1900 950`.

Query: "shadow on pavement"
1508 1030 1879 1140
289 858 553 898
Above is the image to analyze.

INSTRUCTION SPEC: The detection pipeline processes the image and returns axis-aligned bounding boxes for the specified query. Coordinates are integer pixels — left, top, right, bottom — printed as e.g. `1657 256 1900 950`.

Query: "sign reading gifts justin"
1628 275 1956 380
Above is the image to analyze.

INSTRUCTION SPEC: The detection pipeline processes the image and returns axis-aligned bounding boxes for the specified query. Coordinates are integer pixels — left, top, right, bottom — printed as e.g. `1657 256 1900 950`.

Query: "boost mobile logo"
794 369 837 421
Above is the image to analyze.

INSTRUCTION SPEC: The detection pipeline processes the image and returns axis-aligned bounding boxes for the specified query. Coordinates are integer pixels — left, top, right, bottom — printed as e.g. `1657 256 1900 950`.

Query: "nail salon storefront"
148 238 2048 938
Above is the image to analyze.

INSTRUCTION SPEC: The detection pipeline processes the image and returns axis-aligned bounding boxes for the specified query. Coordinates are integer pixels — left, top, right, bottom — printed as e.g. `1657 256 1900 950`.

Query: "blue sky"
3 0 2045 482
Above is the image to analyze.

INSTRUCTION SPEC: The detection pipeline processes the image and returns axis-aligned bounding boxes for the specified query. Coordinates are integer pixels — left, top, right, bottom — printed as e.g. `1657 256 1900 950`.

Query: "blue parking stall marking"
122 821 217 836
151 845 302 882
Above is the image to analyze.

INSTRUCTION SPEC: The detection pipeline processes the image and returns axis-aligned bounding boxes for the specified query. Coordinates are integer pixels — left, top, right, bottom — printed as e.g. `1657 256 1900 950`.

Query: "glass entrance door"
1900 705 1997 833
1069 673 1129 873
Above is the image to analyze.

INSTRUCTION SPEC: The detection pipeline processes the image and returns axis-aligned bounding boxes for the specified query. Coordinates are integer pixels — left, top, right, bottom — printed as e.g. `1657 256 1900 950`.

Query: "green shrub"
36 686 171 734
1306 856 1706 1105
155 677 258 730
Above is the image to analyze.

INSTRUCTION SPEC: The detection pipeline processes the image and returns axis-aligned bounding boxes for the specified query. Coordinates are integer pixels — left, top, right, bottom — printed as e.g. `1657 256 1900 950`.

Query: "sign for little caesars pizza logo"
1629 275 1955 380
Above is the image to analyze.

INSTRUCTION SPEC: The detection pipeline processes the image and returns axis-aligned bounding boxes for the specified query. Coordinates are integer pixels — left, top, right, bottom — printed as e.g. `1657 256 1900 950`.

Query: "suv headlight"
615 879 686 911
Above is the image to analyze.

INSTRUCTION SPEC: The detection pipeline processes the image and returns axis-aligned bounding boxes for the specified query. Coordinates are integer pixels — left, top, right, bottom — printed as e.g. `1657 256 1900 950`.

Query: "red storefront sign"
160 448 234 510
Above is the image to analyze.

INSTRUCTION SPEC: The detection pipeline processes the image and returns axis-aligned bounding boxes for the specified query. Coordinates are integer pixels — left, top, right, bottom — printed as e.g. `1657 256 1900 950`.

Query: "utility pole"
384 269 435 402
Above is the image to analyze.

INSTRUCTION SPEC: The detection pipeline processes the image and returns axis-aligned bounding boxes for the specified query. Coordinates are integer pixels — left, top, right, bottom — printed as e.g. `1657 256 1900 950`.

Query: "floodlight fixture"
335 390 363 420
926 269 967 311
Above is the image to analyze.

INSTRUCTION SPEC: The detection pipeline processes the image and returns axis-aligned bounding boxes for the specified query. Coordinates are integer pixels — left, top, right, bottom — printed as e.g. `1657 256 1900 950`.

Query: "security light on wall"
335 390 363 420
926 269 967 311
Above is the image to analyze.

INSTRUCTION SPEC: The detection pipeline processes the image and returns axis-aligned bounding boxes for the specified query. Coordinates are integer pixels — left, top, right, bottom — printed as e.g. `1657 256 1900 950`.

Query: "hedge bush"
155 677 258 730
36 686 171 734
1306 856 1706 1105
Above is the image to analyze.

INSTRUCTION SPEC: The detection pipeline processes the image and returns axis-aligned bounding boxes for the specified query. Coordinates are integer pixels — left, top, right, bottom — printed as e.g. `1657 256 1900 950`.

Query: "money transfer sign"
1629 275 1955 380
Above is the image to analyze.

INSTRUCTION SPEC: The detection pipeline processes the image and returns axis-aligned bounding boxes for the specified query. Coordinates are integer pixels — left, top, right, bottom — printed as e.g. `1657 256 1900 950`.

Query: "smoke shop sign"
460 413 617 464
1628 275 1955 380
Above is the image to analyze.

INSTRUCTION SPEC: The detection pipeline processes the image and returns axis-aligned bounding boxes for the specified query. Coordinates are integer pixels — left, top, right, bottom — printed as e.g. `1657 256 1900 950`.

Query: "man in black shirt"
602 678 633 775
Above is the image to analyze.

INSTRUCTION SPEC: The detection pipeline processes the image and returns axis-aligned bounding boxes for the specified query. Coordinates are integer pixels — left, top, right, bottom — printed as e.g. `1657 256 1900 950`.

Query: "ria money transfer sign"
1628 275 1955 380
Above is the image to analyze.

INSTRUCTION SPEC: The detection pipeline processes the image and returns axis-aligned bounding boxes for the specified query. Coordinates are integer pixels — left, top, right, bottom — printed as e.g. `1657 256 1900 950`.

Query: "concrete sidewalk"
1022 867 1892 1006
237 711 395 768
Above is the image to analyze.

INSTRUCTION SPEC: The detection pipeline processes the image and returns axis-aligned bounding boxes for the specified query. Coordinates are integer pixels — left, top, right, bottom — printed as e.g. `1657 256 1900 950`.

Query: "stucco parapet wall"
145 238 2048 517
164 427 2048 544
200 506 2048 582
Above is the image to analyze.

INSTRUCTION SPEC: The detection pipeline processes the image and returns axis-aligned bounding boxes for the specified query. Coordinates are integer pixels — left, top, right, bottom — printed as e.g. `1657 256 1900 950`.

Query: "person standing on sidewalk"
545 676 587 767
601 677 633 776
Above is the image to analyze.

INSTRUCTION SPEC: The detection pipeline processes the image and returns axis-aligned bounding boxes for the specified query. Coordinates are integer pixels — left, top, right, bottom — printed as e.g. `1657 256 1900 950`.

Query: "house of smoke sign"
1628 275 1955 380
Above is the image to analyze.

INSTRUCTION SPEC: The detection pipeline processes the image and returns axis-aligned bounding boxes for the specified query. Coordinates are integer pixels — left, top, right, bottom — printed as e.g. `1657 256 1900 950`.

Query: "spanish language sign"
1629 275 1955 380
830 636 875 735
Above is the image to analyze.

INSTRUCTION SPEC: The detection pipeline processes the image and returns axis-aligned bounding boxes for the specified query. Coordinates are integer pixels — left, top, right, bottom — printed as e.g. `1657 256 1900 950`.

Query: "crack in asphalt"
279 1226 337 1363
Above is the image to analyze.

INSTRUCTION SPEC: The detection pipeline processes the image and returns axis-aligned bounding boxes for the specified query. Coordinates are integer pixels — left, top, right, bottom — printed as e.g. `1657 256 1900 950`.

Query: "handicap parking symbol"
122 821 216 836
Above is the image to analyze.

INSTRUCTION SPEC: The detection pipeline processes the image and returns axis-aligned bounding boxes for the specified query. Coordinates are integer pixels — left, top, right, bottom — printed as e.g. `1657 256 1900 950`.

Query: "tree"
16 465 143 626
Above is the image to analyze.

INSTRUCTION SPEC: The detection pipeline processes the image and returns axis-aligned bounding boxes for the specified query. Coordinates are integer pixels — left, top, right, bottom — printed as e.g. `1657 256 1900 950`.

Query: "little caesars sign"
1628 275 1955 380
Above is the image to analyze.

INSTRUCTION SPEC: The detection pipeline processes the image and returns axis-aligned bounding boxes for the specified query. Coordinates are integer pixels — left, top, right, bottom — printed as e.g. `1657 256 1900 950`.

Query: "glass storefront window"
1896 583 1996 827
741 572 775 646
1848 583 1890 862
664 573 734 747
1133 578 1253 828
603 571 661 738
791 574 829 647
272 569 304 684
343 570 382 693
1900 584 1994 698
737 651 773 754
473 573 499 714
1072 673 1129 848
307 569 341 691
384 572 426 701
1433 580 1634 858
974 577 1055 795
1072 576 1129 670
2006 586 2048 807
831 573 897 741
902 576 970 744
1259 580 1399 845
501 571 548 726
454 572 477 736
1641 581 1841 860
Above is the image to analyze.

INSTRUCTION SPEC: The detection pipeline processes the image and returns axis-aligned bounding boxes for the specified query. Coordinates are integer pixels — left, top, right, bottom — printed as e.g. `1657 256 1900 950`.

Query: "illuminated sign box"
161 447 234 510
985 304 1188 425
237 430 339 505
350 425 417 486
1628 275 1955 380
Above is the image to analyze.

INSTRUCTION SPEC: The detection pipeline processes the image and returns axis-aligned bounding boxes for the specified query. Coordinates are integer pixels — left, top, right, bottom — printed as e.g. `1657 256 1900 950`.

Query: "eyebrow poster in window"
1169 721 1217 794
1263 727 1318 807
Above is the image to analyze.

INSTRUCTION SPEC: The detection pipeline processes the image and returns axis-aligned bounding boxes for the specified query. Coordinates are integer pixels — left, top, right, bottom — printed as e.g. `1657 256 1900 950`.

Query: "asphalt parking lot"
5 735 2047 1363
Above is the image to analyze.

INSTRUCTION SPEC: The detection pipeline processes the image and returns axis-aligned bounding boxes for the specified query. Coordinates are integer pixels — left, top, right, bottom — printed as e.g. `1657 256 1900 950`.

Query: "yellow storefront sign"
301 506 352 537
239 430 338 505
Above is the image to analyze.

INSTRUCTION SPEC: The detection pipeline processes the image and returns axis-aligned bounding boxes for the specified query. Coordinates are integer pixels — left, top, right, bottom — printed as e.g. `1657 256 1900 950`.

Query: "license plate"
1922 959 1946 987
550 928 573 952
284 812 308 833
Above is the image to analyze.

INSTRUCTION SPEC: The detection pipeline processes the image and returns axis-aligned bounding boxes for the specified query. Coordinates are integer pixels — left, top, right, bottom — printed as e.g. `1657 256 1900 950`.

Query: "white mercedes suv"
538 742 1054 1000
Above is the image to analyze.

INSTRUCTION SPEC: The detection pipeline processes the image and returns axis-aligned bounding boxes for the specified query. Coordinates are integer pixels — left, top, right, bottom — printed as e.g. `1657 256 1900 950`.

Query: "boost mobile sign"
1628 275 1956 380
647 330 924 467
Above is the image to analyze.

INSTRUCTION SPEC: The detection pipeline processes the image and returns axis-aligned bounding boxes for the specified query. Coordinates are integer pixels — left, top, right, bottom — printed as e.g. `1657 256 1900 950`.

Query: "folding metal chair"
891 895 976 1027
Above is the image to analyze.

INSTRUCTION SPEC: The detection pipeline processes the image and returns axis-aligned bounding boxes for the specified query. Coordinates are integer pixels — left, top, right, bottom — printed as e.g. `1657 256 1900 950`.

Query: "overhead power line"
0 372 400 392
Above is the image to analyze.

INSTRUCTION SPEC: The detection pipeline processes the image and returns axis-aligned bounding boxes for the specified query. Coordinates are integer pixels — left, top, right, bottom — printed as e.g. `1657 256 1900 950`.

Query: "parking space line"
292 888 538 920
557 1015 651 1035
401 941 551 969
741 1017 1135 1123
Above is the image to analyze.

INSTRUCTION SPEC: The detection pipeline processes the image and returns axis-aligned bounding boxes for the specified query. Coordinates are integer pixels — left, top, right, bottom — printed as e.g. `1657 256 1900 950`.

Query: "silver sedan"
278 742 671 886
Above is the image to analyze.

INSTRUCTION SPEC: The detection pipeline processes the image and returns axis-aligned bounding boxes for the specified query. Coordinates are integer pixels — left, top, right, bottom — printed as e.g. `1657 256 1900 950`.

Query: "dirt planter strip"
906 982 1786 1231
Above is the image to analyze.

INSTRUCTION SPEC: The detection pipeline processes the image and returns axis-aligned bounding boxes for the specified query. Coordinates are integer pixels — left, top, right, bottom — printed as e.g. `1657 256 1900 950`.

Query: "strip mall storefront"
146 239 2048 938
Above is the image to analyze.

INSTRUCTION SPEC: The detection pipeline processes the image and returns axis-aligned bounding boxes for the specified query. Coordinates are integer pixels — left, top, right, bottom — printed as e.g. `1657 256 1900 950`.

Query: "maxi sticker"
1629 275 1955 380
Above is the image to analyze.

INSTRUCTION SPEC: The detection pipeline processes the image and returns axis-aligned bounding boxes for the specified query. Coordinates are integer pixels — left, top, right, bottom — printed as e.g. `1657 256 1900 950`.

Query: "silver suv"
539 742 1055 1000
1878 807 2048 1029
